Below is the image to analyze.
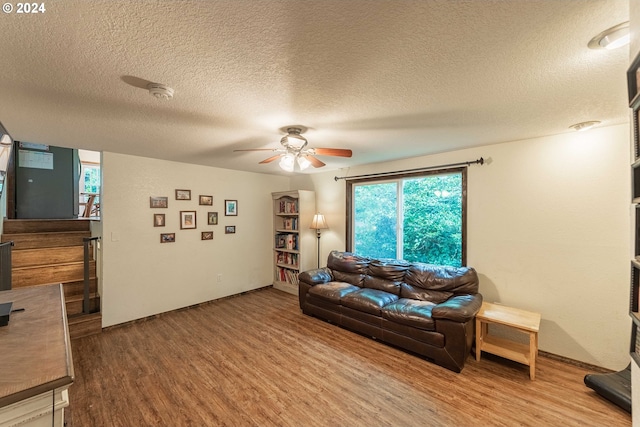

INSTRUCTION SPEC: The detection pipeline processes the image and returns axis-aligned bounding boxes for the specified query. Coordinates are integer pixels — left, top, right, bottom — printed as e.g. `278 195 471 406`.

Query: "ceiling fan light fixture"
297 155 311 170
569 120 600 132
279 153 296 172
281 128 307 149
588 22 630 50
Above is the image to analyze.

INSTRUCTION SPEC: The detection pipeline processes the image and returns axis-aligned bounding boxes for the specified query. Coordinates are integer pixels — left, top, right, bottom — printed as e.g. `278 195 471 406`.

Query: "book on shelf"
275 233 298 250
276 251 299 267
277 267 299 285
278 199 299 214
282 217 298 230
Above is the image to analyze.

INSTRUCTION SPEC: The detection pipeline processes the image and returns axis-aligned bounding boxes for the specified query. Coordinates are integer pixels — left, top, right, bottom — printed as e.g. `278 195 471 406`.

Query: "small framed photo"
207 212 218 225
160 233 175 243
150 196 168 208
153 213 165 227
175 189 191 200
199 195 213 206
225 225 236 234
225 200 238 216
201 231 214 240
180 211 197 229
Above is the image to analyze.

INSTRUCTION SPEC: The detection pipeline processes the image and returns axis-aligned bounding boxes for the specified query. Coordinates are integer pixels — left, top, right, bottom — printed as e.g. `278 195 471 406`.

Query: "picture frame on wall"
199 195 213 205
225 200 237 216
180 210 197 229
175 189 191 200
201 231 213 240
225 225 236 234
207 212 218 225
153 213 165 227
160 233 175 243
150 196 168 208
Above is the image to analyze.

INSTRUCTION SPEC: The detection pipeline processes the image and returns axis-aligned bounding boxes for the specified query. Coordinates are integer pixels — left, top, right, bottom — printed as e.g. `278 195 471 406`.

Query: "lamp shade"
279 153 295 172
310 213 328 230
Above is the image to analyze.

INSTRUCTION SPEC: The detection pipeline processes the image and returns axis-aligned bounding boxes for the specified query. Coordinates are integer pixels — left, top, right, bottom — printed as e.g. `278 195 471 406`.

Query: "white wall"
294 124 630 370
100 152 289 327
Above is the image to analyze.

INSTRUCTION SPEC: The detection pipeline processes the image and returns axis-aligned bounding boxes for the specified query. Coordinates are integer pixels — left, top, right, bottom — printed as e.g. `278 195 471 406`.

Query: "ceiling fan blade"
305 155 326 168
233 148 276 152
259 154 283 164
313 148 352 157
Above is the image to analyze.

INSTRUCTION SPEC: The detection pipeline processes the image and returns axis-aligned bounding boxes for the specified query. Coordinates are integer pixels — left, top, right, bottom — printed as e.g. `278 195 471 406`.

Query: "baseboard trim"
538 350 614 374
103 285 273 332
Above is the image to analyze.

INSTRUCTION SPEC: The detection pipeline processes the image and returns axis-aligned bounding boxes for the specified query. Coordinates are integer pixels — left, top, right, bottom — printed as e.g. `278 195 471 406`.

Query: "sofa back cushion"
327 251 370 287
403 263 479 302
400 284 452 304
361 259 409 295
363 275 401 295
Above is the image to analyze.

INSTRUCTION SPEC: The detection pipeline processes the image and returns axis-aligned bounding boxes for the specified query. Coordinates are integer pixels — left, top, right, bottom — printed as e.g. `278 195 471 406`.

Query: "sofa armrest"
298 268 333 286
431 294 483 323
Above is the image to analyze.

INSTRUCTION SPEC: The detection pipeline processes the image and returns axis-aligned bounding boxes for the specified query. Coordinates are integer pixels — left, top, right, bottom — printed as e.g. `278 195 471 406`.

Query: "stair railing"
0 241 13 291
82 237 100 314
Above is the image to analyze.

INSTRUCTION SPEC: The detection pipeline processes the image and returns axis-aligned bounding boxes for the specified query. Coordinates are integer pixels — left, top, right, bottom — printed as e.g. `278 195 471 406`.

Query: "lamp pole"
310 213 328 268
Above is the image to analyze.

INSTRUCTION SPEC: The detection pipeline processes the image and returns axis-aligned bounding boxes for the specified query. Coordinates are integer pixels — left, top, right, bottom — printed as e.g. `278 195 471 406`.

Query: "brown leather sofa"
298 251 482 372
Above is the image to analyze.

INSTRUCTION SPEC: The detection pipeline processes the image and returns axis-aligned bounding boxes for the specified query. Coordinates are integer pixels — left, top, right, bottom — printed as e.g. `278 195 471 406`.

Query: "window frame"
346 167 468 266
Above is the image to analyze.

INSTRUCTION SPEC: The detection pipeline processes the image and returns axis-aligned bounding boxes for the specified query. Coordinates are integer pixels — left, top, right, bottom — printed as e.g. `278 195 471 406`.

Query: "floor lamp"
310 213 328 268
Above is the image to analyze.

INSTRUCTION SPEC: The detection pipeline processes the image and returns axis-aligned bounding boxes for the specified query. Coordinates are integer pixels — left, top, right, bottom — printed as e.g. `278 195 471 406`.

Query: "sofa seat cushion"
381 298 436 331
308 282 360 303
341 288 399 316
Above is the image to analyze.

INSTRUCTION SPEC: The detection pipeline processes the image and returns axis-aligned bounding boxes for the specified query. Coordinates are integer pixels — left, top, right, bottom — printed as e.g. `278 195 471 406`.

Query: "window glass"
353 182 397 259
83 165 100 194
349 169 465 266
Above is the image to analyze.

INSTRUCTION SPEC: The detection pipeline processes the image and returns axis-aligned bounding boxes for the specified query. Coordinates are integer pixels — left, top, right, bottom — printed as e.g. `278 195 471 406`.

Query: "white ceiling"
0 0 630 175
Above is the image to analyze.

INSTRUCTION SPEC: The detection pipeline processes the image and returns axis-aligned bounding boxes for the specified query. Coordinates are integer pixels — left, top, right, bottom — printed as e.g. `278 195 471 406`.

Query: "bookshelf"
630 52 640 369
272 190 316 295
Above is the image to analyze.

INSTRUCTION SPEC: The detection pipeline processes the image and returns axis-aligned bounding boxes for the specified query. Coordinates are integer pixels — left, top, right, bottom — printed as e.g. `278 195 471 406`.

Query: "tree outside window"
349 168 465 267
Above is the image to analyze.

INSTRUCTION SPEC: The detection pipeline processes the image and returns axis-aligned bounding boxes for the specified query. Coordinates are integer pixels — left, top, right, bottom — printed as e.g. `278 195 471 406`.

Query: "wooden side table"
475 302 541 380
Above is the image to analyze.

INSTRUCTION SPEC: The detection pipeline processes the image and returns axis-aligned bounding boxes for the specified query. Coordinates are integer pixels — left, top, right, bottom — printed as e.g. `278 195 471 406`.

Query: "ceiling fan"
234 127 352 171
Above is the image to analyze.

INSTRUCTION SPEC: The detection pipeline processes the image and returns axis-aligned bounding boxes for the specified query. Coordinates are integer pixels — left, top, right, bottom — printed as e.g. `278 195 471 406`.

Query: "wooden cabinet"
272 190 316 295
0 284 73 427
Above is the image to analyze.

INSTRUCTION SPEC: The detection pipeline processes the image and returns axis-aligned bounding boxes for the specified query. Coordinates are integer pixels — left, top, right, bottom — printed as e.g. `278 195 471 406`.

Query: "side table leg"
475 318 482 361
529 331 537 380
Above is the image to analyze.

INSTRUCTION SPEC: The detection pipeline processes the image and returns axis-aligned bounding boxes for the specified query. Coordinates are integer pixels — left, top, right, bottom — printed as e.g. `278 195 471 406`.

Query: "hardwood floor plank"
67 288 630 427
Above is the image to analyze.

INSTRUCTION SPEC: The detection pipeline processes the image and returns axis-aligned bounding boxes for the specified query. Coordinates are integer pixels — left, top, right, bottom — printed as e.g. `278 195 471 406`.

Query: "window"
347 168 466 267
82 163 100 194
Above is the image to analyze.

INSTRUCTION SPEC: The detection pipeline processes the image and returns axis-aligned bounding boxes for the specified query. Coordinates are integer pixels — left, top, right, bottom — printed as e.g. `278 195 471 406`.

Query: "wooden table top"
477 301 541 332
0 284 74 407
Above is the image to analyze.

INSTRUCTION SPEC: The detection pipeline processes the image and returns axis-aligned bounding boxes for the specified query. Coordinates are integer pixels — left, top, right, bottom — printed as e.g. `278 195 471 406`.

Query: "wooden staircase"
1 219 101 339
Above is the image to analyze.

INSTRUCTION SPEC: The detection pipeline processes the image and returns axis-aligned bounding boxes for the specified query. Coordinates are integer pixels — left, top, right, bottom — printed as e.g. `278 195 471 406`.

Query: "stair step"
12 261 96 288
2 231 91 250
65 293 100 316
12 245 92 268
63 278 98 297
68 312 102 340
3 219 92 234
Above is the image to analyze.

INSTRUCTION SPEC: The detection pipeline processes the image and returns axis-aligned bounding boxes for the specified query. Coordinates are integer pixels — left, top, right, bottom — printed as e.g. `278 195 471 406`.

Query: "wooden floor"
67 288 631 427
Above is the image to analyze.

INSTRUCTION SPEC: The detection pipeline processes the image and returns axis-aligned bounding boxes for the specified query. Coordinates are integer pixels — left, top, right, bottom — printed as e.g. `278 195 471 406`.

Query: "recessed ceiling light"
147 83 174 100
588 22 630 50
570 121 601 132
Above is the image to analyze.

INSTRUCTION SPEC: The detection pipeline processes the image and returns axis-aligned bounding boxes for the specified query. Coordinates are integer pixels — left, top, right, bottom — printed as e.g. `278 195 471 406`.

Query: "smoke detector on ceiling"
147 83 174 100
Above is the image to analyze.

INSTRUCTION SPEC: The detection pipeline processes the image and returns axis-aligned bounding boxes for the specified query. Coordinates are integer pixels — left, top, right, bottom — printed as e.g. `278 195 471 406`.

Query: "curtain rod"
334 157 485 181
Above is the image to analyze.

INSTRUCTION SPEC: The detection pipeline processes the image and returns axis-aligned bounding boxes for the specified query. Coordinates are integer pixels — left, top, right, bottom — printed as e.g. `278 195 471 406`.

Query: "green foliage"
83 166 101 193
353 173 463 267
402 174 462 267
354 182 397 259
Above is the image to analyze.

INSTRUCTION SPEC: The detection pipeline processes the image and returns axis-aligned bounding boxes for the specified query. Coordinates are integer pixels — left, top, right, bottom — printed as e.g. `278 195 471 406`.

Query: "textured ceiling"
0 0 630 175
